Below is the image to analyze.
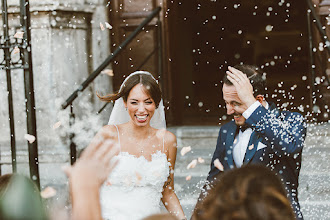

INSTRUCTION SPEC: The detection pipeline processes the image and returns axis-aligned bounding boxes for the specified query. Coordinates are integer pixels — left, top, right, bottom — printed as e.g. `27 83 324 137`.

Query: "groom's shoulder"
221 120 235 130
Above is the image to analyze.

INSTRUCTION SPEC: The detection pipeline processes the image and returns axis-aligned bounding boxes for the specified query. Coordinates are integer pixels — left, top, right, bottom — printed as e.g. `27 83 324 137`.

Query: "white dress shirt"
232 101 269 167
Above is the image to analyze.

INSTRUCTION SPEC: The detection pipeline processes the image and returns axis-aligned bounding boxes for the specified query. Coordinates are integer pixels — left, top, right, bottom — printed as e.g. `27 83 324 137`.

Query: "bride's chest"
105 152 170 187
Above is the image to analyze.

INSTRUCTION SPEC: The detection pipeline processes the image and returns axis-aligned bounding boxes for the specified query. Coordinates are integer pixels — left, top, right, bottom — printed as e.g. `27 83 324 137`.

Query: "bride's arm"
161 131 186 220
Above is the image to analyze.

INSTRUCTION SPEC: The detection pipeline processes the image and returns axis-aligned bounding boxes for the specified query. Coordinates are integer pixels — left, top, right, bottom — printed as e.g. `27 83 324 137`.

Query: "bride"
94 71 186 220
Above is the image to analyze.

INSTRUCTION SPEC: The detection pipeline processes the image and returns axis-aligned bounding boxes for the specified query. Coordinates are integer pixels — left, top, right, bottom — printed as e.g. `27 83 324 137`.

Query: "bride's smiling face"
124 84 156 127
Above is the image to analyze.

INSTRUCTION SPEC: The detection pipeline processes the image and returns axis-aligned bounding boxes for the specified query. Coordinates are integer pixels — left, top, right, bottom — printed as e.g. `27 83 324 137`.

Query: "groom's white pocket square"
257 142 267 151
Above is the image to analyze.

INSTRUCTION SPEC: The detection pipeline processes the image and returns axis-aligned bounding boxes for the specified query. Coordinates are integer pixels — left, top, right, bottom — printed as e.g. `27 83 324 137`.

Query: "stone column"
0 0 113 178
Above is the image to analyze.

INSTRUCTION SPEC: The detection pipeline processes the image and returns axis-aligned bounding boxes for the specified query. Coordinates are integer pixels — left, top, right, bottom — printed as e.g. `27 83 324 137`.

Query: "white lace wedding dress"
100 126 170 220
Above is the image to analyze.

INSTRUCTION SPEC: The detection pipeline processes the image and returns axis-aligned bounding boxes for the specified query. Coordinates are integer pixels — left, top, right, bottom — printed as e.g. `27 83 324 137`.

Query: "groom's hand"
226 66 256 108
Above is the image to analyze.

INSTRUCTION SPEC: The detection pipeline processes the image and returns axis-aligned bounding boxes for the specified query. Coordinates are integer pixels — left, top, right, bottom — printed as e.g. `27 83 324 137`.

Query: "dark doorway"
166 0 310 125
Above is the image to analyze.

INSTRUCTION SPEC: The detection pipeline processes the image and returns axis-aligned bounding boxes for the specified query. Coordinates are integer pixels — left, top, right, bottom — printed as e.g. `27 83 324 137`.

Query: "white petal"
14 31 24 39
180 146 191 156
24 134 36 144
100 22 105 31
198 157 205 163
13 47 20 54
187 159 197 169
105 22 112 29
101 69 114 76
214 158 224 171
40 186 57 199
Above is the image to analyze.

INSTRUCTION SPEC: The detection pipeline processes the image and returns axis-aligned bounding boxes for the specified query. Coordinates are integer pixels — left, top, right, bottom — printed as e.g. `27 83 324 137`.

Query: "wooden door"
109 0 163 92
165 0 310 125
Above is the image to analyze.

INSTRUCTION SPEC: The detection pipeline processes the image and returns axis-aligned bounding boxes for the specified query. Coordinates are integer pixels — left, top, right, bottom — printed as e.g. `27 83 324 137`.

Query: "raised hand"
226 66 256 108
63 129 120 220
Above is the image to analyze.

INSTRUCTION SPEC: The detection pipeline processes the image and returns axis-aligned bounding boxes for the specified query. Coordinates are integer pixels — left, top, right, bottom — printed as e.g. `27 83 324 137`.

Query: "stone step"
0 123 328 220
299 201 330 220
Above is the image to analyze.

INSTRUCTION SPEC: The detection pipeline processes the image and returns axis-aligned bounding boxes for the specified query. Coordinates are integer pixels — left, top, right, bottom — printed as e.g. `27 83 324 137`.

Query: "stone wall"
0 0 113 155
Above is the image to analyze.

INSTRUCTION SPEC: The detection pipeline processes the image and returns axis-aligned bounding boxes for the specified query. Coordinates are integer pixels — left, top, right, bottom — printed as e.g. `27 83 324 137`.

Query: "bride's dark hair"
97 73 162 108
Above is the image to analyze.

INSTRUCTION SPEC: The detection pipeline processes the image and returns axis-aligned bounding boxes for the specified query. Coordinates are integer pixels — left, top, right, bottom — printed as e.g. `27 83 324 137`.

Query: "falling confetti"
186 175 192 181
100 22 105 31
101 69 114 76
24 134 36 144
214 159 224 171
187 159 197 169
105 22 112 29
40 186 57 199
52 121 61 129
14 31 24 39
198 157 205 163
13 47 20 54
180 146 191 156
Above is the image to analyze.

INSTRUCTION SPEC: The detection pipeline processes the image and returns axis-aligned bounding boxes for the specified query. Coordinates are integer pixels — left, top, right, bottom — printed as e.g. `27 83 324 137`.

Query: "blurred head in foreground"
193 165 295 220
0 174 47 220
143 213 178 220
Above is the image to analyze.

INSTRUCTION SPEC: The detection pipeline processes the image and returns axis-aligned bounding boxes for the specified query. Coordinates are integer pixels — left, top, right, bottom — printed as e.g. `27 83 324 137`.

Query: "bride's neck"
127 122 152 138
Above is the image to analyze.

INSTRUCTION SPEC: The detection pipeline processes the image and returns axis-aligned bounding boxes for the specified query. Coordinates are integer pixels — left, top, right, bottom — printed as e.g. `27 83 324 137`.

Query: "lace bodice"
100 150 170 220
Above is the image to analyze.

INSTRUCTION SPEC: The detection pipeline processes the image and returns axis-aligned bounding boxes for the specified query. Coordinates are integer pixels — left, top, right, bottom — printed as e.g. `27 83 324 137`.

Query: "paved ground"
1 122 329 219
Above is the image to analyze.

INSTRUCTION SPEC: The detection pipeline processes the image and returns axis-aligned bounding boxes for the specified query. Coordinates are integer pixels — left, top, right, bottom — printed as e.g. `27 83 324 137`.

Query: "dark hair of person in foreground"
193 165 295 220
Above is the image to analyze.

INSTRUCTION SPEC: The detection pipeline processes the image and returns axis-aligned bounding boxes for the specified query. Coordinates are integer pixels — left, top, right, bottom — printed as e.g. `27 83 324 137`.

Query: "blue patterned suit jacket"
206 103 307 219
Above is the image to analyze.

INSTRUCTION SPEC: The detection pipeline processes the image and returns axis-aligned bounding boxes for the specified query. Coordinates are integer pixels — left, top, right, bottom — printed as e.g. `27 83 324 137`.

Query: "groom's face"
125 84 156 127
222 84 248 126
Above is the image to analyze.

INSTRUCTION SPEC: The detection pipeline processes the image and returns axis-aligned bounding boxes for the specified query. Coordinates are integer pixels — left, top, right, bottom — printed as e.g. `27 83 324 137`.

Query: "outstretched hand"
226 66 256 108
63 128 120 220
63 134 119 188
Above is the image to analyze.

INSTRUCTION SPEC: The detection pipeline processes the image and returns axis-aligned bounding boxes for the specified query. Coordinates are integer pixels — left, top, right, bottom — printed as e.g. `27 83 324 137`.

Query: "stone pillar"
0 0 113 175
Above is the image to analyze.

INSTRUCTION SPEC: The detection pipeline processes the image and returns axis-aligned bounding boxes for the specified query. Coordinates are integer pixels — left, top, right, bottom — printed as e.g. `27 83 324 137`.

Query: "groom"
196 65 306 219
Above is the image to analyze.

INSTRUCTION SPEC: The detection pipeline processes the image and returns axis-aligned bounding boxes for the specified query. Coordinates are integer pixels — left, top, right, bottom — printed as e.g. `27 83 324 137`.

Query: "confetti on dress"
186 175 192 181
214 159 224 171
187 159 197 169
40 186 57 199
180 146 191 156
24 134 36 144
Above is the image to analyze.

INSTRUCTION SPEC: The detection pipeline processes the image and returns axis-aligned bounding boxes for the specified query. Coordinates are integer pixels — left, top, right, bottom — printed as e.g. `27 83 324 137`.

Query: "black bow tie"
239 124 249 132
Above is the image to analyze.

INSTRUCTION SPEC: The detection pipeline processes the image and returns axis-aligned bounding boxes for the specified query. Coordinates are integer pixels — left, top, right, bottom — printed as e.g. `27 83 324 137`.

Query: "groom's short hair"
223 64 267 97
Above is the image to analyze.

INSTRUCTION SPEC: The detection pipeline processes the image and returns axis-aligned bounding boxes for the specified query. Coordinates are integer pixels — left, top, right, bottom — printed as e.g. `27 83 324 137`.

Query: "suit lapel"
225 123 238 169
243 131 260 164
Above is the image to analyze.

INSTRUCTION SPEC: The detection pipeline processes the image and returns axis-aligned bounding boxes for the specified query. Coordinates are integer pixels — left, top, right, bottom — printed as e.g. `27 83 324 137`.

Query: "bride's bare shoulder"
161 130 177 147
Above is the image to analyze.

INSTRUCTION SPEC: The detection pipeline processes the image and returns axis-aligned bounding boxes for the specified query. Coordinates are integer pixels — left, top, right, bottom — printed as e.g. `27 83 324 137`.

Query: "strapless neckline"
118 150 167 162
